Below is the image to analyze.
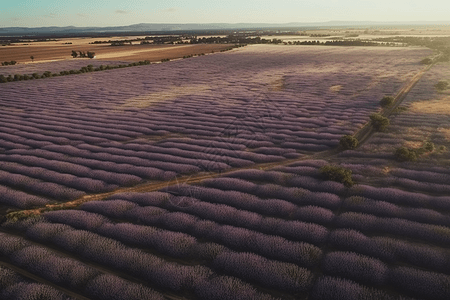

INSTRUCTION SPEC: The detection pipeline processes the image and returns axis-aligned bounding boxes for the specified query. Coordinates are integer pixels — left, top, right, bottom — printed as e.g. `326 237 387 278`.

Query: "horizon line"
2 20 450 29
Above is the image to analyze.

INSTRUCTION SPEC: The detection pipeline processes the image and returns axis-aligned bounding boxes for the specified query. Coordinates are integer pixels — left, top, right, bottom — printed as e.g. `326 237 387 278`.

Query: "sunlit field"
1 44 450 300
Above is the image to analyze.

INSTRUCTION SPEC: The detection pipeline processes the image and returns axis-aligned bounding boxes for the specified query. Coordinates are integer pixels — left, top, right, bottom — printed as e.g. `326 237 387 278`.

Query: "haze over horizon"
1 0 450 28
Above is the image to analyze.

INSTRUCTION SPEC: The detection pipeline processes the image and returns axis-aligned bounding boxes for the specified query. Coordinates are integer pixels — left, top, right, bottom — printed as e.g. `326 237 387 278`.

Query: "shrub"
435 80 449 91
1 61 17 66
379 96 395 107
320 165 354 187
422 141 435 153
370 113 389 131
395 142 435 161
0 75 7 83
420 57 433 64
339 135 358 149
13 74 23 81
392 106 408 114
394 147 418 162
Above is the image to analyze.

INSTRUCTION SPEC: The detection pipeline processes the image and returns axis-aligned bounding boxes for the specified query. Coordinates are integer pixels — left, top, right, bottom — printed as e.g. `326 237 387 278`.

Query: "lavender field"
2 44 449 299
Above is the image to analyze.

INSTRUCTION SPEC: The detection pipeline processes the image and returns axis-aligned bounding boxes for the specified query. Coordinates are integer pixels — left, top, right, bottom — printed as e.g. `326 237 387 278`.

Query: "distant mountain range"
1 21 450 36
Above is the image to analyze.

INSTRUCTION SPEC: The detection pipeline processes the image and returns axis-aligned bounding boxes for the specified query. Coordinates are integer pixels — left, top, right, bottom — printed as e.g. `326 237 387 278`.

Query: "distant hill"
1 21 450 36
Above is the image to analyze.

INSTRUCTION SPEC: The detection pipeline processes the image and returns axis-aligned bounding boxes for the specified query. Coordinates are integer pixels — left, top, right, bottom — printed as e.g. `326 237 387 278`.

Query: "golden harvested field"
0 41 232 63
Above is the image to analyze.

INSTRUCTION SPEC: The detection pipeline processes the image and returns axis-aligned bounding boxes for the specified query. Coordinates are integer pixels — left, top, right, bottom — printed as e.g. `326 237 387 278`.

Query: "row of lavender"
0 233 165 300
1 217 289 300
0 264 77 300
1 163 336 298
0 46 432 209
3 160 450 299
218 163 450 299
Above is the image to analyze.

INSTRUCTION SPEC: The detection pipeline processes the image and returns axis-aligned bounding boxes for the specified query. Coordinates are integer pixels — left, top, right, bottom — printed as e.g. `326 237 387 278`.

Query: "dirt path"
354 54 440 145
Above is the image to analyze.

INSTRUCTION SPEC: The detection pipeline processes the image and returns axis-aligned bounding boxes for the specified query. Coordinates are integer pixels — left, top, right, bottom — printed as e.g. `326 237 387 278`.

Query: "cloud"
77 13 87 17
162 7 178 13
115 10 128 14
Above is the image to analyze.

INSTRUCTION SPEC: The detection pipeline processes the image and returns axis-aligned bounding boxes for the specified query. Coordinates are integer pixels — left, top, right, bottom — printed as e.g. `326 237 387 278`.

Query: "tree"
394 147 418 162
379 96 395 107
423 141 435 153
339 135 359 150
370 113 390 131
320 165 354 187
87 51 95 59
30 56 34 62
71 50 78 58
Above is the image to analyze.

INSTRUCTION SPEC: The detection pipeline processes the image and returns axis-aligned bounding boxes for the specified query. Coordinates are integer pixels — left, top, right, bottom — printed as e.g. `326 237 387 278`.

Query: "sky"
1 0 450 28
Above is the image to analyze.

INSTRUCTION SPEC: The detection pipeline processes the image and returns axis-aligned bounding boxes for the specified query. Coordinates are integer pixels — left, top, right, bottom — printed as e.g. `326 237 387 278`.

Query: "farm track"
5 54 440 221
354 54 440 146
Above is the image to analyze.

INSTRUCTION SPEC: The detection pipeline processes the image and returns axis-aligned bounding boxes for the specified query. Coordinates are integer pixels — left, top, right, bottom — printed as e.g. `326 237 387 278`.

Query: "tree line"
71 51 95 58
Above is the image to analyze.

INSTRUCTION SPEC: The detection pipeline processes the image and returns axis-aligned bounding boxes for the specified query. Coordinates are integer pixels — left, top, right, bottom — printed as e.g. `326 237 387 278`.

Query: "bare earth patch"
330 85 342 92
409 96 450 115
269 78 285 91
438 128 450 141
120 84 211 109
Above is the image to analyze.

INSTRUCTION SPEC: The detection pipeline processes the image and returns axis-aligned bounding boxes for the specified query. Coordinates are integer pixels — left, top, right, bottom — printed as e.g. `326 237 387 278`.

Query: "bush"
379 96 395 107
339 135 358 150
420 57 433 64
420 141 435 154
435 80 449 91
395 141 435 162
370 113 389 131
320 165 354 187
394 147 418 162
1 61 17 66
